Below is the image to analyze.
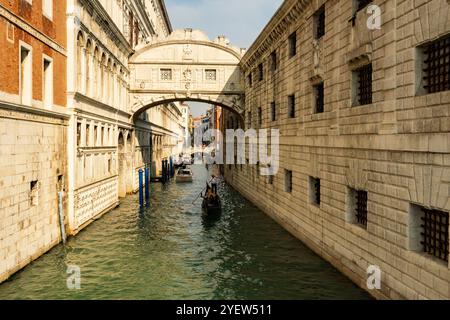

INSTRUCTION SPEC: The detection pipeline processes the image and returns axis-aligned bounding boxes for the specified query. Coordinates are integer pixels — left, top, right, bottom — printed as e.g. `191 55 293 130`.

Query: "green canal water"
0 166 371 300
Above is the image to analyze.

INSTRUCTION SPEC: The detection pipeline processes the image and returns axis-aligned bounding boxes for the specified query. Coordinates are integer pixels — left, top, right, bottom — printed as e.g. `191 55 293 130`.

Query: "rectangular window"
356 0 372 12
314 82 324 114
258 107 262 126
421 35 450 94
314 6 325 40
348 188 368 228
161 68 172 81
288 32 297 58
410 204 449 262
20 44 32 106
309 177 321 206
205 69 217 81
43 57 53 108
268 175 274 185
271 102 276 121
43 0 53 20
248 73 253 87
247 111 252 128
271 51 277 71
355 64 373 106
285 170 292 193
30 180 39 206
288 94 296 118
258 63 264 82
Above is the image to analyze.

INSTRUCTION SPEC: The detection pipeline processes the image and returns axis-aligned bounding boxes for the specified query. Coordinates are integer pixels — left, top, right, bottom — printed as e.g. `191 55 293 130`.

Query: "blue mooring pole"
138 168 144 207
145 166 150 203
170 157 173 178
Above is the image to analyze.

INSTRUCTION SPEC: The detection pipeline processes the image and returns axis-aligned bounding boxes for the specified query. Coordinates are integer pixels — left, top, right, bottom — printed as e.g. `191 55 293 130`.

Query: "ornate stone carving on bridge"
129 29 245 119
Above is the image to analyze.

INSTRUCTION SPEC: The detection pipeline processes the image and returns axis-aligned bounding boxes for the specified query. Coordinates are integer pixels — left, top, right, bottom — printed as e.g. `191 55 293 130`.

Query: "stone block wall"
225 0 450 299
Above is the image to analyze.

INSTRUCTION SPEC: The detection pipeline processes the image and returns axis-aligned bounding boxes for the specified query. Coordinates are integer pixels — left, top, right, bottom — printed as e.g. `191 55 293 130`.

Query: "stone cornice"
0 3 66 56
128 0 154 37
158 0 173 34
73 92 131 118
0 101 69 125
79 0 133 56
241 0 310 71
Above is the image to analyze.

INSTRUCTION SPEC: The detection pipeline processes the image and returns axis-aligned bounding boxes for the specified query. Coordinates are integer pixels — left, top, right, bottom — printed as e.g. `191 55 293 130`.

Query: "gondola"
201 180 221 214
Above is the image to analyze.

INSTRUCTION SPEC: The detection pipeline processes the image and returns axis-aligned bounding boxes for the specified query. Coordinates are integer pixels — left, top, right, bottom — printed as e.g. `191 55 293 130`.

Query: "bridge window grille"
356 0 372 12
422 35 450 94
355 64 373 105
160 68 172 81
310 177 321 206
314 6 325 40
420 208 449 262
314 82 324 113
205 69 217 81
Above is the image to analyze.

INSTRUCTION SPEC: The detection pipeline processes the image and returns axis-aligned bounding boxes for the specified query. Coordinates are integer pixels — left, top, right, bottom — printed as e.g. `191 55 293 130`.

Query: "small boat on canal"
176 167 193 183
202 178 221 214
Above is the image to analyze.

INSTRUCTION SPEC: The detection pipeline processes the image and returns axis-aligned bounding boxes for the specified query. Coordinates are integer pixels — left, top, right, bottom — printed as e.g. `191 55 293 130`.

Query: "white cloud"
165 0 283 49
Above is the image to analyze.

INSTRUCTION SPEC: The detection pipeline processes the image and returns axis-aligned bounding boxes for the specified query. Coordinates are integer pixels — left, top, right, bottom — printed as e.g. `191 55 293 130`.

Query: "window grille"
311 177 320 205
271 102 276 121
315 6 325 39
271 51 277 71
258 63 264 81
289 32 297 58
205 69 217 81
421 208 449 262
161 69 172 81
423 35 450 94
288 95 296 118
356 64 373 105
314 83 324 113
355 190 368 227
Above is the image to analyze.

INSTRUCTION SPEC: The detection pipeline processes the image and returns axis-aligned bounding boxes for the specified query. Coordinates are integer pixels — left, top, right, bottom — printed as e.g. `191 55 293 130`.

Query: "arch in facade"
129 29 246 120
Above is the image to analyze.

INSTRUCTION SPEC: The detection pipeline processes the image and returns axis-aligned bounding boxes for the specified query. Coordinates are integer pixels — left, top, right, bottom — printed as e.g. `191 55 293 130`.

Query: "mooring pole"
170 157 174 178
138 168 144 207
145 165 150 202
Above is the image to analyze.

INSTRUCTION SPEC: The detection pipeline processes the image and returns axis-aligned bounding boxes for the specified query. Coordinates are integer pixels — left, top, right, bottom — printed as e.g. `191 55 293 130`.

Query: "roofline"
159 0 173 34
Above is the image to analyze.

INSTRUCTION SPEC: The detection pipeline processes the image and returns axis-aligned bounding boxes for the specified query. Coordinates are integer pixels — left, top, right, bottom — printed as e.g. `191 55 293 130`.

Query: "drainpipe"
58 192 67 245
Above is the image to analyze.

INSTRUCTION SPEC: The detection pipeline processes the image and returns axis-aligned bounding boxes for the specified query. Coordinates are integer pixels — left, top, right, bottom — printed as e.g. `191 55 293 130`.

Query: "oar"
192 177 215 204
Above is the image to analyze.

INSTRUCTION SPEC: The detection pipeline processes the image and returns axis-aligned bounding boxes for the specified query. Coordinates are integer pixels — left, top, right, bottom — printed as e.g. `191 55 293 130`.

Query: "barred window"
271 50 277 71
271 102 276 121
288 94 296 118
355 64 373 106
310 177 321 206
348 188 368 228
247 111 252 128
314 82 324 114
258 107 262 126
205 69 217 81
258 63 264 81
248 73 253 87
356 0 372 12
289 32 297 58
161 68 172 80
285 170 292 193
422 35 450 94
314 6 325 40
421 208 449 262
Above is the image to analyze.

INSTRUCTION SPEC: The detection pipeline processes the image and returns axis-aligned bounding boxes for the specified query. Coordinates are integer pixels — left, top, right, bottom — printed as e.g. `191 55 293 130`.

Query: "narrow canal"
0 166 371 300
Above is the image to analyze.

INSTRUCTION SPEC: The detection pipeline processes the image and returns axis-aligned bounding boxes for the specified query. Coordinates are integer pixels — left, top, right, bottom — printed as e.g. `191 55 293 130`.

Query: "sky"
165 0 284 117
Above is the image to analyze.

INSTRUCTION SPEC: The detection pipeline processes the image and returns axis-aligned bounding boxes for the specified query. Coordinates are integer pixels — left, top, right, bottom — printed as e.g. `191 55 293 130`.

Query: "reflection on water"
0 166 371 300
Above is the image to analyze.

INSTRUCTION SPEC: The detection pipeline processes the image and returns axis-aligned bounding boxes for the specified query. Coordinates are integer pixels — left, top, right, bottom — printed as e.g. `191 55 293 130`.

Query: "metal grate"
161 68 172 81
271 51 277 71
315 83 324 113
421 209 449 262
315 6 325 39
423 35 450 94
355 190 368 227
258 63 264 81
357 0 373 12
357 64 373 105
258 107 263 126
205 69 217 81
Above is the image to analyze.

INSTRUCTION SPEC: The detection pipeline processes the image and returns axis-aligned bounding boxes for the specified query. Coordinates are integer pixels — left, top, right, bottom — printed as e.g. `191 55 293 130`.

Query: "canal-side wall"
225 0 450 300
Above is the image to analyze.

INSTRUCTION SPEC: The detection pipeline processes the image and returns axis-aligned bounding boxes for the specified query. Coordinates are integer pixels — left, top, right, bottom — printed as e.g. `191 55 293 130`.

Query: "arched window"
93 47 100 98
100 53 106 103
76 32 85 93
85 39 92 97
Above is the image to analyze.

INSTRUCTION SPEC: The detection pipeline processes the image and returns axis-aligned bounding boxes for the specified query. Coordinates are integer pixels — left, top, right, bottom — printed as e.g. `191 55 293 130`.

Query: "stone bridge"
129 28 246 120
